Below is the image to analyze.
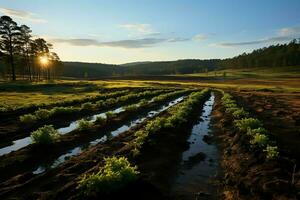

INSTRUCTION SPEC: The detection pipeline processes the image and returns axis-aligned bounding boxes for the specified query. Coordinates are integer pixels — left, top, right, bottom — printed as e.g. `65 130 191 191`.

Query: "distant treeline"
63 40 300 78
63 59 220 78
221 39 300 68
1 14 300 80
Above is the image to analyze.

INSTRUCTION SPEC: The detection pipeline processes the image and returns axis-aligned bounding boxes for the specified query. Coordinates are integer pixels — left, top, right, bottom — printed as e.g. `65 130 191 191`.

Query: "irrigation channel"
32 96 185 174
0 91 167 156
0 107 125 156
170 93 221 199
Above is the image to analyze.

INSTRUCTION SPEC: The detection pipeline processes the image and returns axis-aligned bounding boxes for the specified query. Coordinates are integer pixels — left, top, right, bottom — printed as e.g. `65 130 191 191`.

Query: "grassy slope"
180 66 300 78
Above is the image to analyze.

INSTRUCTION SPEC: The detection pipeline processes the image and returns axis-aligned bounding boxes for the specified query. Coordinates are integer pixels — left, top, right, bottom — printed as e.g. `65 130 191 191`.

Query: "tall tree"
33 38 53 80
19 25 32 80
0 16 21 80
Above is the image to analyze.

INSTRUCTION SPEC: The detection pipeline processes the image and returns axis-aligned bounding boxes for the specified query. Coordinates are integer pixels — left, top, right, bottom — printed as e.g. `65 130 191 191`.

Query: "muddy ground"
0 91 212 200
213 91 300 199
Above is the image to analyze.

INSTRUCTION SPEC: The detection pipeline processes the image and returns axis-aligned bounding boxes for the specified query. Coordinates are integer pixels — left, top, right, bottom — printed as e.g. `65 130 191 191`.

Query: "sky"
0 0 300 64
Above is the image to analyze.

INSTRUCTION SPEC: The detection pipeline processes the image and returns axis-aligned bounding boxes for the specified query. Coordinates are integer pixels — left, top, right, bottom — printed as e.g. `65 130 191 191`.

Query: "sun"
39 56 49 66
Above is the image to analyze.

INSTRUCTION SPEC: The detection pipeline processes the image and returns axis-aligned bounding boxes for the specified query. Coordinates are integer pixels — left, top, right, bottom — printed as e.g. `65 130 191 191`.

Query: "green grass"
181 66 300 79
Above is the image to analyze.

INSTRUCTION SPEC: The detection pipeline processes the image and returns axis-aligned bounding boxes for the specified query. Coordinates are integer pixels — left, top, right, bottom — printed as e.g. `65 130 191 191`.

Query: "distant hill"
62 59 220 78
121 61 152 66
1 40 299 79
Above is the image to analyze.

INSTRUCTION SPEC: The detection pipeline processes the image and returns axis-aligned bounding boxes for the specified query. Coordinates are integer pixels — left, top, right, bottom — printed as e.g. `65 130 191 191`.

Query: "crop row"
0 89 190 182
1 87 167 115
0 89 132 115
221 92 279 160
19 89 169 125
130 89 210 156
31 89 191 145
76 89 210 196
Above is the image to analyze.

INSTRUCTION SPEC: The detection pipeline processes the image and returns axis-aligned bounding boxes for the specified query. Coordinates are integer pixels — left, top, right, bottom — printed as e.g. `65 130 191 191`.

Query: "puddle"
32 96 185 175
170 93 220 199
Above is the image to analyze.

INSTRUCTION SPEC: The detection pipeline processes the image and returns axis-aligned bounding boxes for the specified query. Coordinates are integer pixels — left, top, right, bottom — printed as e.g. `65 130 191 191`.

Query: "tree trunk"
10 52 15 81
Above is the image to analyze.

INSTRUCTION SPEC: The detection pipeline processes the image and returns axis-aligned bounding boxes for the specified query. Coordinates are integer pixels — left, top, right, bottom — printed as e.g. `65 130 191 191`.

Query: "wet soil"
213 91 299 199
0 89 167 146
0 95 186 190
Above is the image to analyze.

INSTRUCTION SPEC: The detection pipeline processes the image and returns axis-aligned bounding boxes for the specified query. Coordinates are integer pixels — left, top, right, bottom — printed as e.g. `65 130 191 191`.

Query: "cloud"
192 33 215 41
278 26 300 37
167 37 190 42
193 34 208 41
215 26 300 47
51 37 189 48
0 7 46 23
119 23 159 35
216 36 293 47
52 39 98 46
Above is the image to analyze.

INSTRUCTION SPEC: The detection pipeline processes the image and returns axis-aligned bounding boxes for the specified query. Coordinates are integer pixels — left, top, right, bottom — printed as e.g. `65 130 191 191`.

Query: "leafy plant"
81 102 95 110
78 156 139 195
51 106 79 115
234 118 263 132
250 133 269 148
31 125 59 145
105 111 117 119
263 145 279 159
20 114 37 124
232 108 249 119
35 109 51 119
77 119 93 130
246 127 268 136
95 116 106 125
124 104 139 112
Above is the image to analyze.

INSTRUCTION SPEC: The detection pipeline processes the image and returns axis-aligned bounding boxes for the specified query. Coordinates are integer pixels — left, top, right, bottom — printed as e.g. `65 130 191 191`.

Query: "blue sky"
1 0 300 64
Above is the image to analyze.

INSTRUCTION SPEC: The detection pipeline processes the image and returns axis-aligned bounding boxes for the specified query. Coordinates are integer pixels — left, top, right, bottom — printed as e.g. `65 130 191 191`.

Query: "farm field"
1 1 300 199
0 80 299 200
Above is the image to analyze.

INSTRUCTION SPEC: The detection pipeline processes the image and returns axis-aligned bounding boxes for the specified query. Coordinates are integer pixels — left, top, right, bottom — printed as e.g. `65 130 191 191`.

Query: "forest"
221 39 300 69
0 16 62 81
61 41 300 78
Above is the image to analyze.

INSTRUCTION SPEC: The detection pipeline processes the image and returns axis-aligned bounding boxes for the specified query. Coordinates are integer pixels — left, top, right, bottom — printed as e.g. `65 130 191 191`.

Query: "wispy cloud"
51 37 188 48
215 25 300 47
0 7 46 23
278 26 300 37
119 23 160 36
216 36 294 47
192 33 215 41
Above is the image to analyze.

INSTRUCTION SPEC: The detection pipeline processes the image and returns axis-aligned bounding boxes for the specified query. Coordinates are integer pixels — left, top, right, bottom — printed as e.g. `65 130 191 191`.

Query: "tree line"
221 39 300 68
0 15 62 81
62 59 220 78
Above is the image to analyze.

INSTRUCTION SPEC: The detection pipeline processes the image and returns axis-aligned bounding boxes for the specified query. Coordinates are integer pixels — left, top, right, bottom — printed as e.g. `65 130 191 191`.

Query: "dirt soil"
0 92 210 200
212 91 300 199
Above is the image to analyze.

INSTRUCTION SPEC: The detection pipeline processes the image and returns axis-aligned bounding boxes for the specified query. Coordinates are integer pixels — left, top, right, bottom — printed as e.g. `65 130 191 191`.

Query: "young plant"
31 125 59 145
78 156 139 196
232 108 249 119
51 106 79 115
81 102 95 110
35 109 51 119
246 127 268 136
105 111 117 120
20 114 37 124
95 116 106 125
234 118 263 132
263 145 279 160
77 119 93 130
250 133 269 148
124 104 139 112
